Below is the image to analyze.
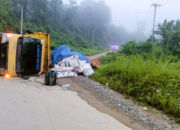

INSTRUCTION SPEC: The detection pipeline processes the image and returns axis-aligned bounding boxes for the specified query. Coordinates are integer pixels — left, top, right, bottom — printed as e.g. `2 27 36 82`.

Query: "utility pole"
20 0 24 35
151 3 161 42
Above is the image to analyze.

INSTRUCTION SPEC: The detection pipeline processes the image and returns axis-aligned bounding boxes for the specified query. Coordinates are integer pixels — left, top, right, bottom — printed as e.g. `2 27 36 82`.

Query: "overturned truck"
0 32 50 77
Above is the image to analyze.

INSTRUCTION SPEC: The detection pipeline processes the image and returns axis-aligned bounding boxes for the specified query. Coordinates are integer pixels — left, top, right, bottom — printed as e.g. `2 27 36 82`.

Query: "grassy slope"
91 53 180 119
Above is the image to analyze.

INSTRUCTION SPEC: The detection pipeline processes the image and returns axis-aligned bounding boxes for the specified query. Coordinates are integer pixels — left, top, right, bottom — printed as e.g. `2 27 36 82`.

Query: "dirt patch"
90 58 101 68
57 76 180 130
57 77 148 130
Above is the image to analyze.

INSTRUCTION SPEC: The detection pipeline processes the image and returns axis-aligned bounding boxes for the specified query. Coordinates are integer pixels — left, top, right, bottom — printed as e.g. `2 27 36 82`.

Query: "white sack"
82 64 94 77
57 71 78 78
62 55 79 67
54 55 94 77
51 66 74 72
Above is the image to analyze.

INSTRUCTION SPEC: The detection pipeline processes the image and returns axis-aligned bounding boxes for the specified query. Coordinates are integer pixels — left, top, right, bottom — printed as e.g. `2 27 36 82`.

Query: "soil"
57 77 180 130
57 77 148 130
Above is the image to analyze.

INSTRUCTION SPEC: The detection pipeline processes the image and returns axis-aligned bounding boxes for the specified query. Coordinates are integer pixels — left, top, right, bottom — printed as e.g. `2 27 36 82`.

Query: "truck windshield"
21 37 42 75
0 42 8 69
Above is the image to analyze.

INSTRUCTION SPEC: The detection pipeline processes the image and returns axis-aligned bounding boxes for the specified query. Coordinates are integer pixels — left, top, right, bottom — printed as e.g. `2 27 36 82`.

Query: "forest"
0 0 144 55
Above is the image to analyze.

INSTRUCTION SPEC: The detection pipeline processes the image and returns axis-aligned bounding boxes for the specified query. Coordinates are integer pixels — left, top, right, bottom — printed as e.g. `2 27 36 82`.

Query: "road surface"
87 51 108 60
0 77 131 130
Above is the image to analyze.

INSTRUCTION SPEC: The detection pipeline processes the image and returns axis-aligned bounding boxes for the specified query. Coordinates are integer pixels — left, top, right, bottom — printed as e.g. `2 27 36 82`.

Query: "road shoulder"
57 77 180 130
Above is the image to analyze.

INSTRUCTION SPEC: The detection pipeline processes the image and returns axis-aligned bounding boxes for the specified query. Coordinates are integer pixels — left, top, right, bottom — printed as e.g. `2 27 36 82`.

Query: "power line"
151 3 161 41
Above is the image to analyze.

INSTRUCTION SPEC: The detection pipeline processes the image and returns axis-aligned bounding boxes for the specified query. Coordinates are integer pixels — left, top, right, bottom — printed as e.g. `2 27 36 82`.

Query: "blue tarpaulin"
51 45 89 65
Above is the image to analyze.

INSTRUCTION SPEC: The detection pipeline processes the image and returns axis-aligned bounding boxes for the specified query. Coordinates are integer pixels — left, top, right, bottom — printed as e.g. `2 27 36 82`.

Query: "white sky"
63 0 180 34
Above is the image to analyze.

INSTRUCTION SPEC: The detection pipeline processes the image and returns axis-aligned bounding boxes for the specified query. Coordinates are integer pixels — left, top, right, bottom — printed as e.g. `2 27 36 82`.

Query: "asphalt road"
0 77 131 130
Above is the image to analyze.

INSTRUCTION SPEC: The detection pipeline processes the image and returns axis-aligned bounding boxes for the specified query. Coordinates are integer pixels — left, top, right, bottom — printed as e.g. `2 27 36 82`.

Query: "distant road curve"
87 51 108 60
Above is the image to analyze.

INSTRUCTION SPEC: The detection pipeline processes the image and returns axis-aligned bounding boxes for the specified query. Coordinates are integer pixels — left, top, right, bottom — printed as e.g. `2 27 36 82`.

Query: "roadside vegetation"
91 20 180 121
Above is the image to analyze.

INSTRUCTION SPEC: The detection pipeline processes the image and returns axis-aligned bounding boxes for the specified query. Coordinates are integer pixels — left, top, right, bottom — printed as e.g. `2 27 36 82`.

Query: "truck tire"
45 71 57 86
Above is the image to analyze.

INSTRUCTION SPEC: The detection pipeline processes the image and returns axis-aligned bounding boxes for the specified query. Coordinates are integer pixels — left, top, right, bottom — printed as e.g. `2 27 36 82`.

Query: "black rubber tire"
45 72 50 85
45 71 57 86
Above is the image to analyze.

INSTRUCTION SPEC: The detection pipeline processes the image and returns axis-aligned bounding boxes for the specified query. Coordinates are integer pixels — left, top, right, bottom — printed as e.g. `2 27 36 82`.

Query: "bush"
120 41 154 55
120 40 138 55
120 40 180 63
100 52 119 64
91 55 180 118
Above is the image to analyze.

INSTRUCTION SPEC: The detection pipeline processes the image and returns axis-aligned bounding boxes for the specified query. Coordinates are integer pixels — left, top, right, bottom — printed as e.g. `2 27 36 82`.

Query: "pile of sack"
50 45 94 78
51 55 94 78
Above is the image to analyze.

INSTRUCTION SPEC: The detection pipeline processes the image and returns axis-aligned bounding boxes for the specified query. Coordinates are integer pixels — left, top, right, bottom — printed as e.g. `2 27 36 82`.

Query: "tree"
77 0 111 44
48 0 63 29
0 0 139 52
156 20 176 48
0 0 18 32
156 20 180 57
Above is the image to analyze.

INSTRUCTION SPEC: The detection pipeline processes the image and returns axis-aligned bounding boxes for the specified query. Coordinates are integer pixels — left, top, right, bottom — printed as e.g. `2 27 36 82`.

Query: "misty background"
64 0 180 37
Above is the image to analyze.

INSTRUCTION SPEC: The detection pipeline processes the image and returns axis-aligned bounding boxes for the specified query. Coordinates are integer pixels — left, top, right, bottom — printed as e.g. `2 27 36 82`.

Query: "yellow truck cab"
0 32 50 77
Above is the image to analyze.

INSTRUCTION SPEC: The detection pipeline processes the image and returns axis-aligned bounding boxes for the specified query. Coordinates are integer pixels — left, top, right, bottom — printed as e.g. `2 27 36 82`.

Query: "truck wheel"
45 71 56 86
45 72 50 85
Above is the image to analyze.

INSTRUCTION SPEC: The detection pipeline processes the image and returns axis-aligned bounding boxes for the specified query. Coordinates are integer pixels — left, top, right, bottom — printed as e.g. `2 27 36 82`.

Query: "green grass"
91 54 180 118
